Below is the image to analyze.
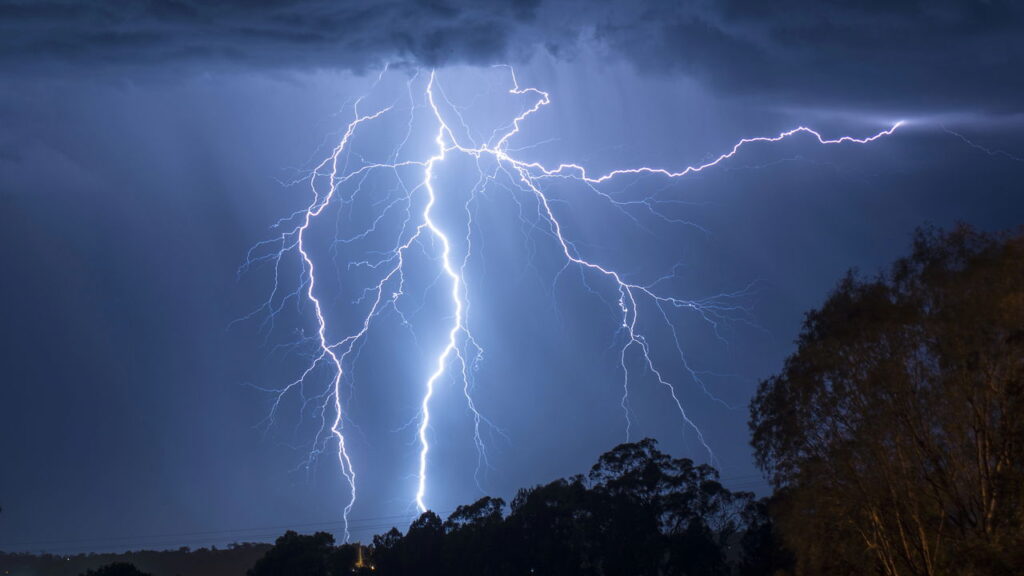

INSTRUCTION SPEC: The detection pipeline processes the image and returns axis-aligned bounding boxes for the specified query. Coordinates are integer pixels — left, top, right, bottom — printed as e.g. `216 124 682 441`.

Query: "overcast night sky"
1 0 1023 554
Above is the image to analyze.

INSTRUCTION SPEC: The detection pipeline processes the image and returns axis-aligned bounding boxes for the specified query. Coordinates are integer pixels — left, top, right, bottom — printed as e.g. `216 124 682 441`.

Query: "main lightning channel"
415 72 468 513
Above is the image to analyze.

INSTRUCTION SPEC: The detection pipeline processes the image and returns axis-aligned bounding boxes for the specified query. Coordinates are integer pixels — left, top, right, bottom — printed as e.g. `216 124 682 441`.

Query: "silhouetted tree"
326 543 361 575
587 439 672 575
443 496 505 576
404 510 445 576
444 495 504 532
361 438 759 576
247 530 335 576
370 528 403 574
737 496 793 576
370 512 445 576
583 438 750 576
507 475 595 575
81 563 151 576
750 225 1024 576
663 459 746 576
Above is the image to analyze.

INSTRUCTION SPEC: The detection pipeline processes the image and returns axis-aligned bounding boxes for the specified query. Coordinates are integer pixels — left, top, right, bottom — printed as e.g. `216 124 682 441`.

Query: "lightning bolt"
240 66 901 536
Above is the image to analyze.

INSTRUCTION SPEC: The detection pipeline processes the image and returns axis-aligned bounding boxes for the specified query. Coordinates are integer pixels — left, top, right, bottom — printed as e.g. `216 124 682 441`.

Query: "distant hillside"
0 543 272 576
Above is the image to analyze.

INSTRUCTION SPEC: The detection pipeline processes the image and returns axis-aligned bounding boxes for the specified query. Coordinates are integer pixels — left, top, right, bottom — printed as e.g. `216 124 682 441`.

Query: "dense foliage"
82 563 151 576
750 226 1024 575
246 531 364 576
245 439 785 576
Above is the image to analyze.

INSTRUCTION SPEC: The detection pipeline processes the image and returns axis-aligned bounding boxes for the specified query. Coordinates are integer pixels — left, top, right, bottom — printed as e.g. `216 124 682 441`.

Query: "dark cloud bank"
2 0 1023 111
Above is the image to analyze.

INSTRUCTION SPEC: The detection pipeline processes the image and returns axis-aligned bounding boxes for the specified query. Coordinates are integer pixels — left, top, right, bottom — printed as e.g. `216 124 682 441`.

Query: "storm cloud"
2 0 1022 111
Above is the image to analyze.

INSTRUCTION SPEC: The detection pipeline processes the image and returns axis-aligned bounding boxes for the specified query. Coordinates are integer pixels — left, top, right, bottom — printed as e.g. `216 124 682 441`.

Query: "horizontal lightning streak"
943 125 1024 163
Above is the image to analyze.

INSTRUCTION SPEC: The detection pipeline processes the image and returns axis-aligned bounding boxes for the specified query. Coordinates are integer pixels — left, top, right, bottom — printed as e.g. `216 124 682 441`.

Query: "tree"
444 495 504 533
403 510 445 576
361 439 756 575
81 563 151 576
586 439 748 576
507 475 596 576
587 439 672 576
326 543 361 575
737 496 794 576
750 225 1024 576
369 512 445 576
370 527 404 574
443 496 505 576
247 530 335 576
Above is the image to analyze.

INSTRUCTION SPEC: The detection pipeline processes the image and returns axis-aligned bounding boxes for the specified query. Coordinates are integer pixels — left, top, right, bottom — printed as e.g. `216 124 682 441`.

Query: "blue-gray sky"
1 0 1023 553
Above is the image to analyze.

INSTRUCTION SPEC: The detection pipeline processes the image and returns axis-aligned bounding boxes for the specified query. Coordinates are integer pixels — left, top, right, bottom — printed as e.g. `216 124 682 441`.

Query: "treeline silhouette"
0 543 270 576
244 438 783 576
